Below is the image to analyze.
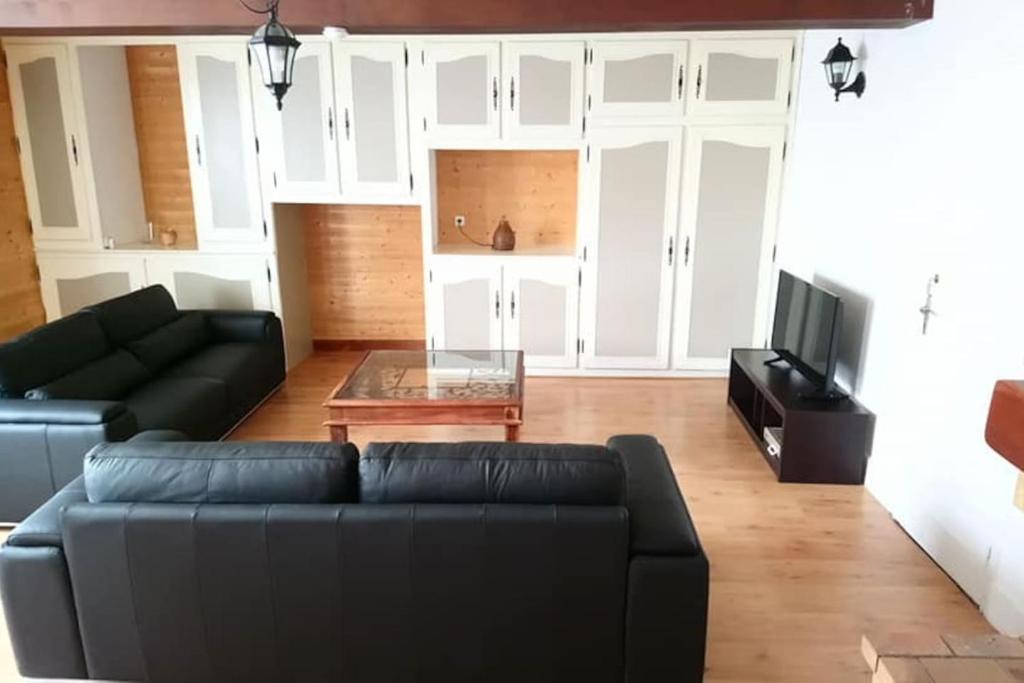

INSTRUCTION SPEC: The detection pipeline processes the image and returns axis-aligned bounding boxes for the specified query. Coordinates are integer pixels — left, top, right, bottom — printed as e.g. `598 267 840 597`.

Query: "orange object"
986 380 1024 471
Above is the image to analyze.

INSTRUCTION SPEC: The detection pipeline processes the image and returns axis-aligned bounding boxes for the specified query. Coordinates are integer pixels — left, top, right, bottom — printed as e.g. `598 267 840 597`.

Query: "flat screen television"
770 271 845 400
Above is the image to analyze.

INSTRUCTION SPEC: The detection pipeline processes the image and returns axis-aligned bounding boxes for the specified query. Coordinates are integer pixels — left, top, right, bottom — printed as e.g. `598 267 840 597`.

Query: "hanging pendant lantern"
244 0 301 110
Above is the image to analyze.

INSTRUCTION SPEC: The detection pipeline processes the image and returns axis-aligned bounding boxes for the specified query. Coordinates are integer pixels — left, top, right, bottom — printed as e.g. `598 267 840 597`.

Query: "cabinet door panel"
505 41 584 140
674 126 786 370
422 43 501 140
255 40 339 198
689 39 794 117
36 254 146 320
504 261 579 369
335 41 411 198
587 41 687 122
581 129 682 369
427 260 502 351
5 44 93 243
144 255 273 311
178 43 265 249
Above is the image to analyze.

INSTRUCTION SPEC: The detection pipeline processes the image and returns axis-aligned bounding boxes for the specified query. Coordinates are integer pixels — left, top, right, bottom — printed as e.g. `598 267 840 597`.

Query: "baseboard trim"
313 339 426 351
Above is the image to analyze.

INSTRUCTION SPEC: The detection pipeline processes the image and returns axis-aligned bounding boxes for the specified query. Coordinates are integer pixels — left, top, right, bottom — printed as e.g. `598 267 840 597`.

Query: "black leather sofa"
0 435 709 683
0 285 285 522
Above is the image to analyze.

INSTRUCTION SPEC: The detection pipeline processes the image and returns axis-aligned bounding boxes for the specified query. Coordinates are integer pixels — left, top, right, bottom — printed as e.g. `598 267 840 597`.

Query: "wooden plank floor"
0 351 991 682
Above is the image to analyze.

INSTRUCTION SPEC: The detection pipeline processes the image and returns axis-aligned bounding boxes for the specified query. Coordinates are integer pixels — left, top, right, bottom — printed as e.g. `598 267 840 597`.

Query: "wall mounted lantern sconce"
822 38 866 102
241 0 301 110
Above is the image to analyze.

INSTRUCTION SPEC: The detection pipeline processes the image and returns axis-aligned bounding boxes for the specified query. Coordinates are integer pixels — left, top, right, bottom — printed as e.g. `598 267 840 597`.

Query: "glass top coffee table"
324 350 525 442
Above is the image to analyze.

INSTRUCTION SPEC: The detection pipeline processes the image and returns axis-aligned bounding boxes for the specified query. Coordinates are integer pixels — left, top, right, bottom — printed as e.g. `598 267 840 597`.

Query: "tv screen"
771 271 844 395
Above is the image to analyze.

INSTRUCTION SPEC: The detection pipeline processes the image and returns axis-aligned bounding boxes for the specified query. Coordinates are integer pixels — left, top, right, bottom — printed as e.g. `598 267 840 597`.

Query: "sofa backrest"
60 440 630 682
361 441 625 505
0 312 110 398
83 285 180 346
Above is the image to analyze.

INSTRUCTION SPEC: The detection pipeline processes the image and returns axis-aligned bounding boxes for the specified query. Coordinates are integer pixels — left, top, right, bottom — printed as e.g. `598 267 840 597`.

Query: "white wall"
779 0 1024 633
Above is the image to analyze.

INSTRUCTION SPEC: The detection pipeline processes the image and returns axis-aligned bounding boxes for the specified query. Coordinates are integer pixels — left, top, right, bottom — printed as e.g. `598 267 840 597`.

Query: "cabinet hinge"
431 336 436 351
254 136 260 154
421 50 425 65
581 339 585 354
423 117 427 132
772 244 777 262
582 115 586 135
582 246 588 262
246 48 252 67
263 220 268 238
588 47 593 64
586 145 590 163
782 141 788 160
792 44 797 61
266 265 272 283
272 171 278 188
787 91 792 109
578 267 582 287
428 269 433 283
587 94 592 112
576 338 581 354
409 173 414 193
404 46 408 67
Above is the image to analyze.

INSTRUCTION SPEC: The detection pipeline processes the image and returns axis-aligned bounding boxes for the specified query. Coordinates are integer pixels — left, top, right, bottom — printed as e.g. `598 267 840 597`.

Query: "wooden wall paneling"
0 0 933 35
435 150 578 251
303 204 426 342
0 39 45 341
125 45 197 249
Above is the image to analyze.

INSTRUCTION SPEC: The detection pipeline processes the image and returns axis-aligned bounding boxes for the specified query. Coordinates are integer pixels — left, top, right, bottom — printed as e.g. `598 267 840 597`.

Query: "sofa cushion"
83 285 179 346
164 342 280 418
24 351 150 401
0 312 110 398
122 376 227 440
360 442 625 505
126 313 209 373
83 442 359 504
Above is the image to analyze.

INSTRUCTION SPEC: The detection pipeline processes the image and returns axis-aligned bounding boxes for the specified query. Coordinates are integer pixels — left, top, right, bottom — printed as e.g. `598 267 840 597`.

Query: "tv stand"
729 349 875 485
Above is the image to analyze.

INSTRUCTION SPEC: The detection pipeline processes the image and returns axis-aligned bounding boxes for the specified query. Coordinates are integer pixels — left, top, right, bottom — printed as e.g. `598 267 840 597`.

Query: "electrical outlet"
454 215 466 228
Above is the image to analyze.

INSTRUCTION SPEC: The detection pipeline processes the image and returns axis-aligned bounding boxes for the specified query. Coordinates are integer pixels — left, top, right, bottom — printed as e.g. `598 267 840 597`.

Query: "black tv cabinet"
728 349 875 485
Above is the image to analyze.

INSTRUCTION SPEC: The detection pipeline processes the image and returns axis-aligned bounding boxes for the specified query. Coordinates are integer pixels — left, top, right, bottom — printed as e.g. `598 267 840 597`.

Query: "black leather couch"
0 285 285 522
0 435 709 683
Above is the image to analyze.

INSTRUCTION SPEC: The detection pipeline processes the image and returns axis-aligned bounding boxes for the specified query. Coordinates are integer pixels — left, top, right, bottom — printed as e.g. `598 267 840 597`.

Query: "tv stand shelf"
728 349 875 485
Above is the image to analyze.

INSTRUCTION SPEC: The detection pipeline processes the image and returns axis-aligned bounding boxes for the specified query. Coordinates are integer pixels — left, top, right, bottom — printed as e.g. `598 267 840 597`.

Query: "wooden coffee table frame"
324 351 525 443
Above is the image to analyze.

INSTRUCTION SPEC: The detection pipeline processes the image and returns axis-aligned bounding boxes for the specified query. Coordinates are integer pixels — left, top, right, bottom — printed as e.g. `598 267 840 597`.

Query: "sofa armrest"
194 310 282 345
0 399 129 426
608 434 703 557
6 476 87 549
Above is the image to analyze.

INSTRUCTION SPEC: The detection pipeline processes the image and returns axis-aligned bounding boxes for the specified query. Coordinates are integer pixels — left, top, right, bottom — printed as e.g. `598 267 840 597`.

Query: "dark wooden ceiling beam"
0 0 933 36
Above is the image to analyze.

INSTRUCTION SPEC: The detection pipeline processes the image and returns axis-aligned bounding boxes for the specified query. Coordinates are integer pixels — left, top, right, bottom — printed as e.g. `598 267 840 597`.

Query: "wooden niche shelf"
435 149 578 254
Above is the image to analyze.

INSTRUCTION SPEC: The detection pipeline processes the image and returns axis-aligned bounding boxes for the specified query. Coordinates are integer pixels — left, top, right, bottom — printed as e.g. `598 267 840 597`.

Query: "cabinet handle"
668 236 674 266
327 107 334 140
70 135 78 166
492 76 499 111
510 291 516 319
684 236 691 266
677 65 684 99
195 135 202 166
495 290 501 319
510 77 515 111
696 65 703 99
344 108 351 140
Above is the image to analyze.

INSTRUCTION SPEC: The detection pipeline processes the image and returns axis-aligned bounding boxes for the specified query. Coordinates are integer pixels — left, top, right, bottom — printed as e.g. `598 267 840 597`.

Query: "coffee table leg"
505 424 520 442
330 425 349 443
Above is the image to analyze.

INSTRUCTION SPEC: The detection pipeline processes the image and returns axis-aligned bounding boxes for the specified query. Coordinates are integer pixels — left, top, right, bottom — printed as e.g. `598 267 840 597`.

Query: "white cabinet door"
254 40 340 199
673 126 786 370
504 41 584 141
335 41 412 199
580 129 682 370
144 254 274 312
586 41 687 123
504 260 579 369
420 42 501 140
688 39 795 118
427 258 503 352
178 43 266 250
36 253 146 320
4 44 93 245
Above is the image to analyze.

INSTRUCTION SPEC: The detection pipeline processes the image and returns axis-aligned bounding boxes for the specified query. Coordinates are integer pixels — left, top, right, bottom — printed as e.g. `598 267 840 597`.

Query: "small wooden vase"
159 229 178 247
491 216 516 251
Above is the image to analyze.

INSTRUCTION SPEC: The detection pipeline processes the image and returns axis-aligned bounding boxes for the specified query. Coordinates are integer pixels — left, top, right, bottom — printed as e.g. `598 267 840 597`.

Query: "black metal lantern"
243 0 301 110
822 38 866 102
